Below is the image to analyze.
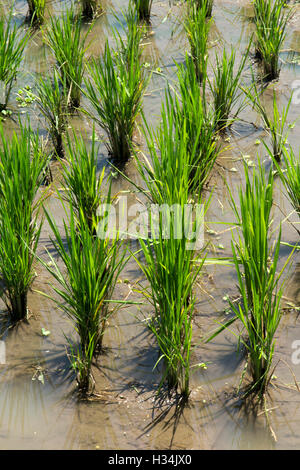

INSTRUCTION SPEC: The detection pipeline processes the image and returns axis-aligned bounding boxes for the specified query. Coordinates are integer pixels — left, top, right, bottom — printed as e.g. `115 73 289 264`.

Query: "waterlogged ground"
0 0 299 450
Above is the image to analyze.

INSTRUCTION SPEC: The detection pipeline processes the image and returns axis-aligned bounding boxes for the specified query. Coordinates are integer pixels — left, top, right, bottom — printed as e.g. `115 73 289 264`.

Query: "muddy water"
0 0 299 450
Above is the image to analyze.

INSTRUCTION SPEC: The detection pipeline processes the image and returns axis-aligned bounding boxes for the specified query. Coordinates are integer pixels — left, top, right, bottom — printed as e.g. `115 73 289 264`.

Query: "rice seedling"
187 0 214 17
41 206 126 394
134 0 153 22
268 145 300 227
45 10 91 108
0 11 29 110
170 56 219 194
228 161 291 398
184 1 212 83
0 124 48 322
135 209 206 398
62 129 104 232
84 7 148 165
209 45 250 132
242 80 292 161
34 70 68 159
27 0 45 26
129 97 210 397
81 0 99 19
253 0 293 81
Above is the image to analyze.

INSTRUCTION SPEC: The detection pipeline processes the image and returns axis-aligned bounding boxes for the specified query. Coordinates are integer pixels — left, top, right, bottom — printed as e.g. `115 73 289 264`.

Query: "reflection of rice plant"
0 125 48 322
228 162 291 398
243 80 292 161
209 46 249 132
169 56 219 194
84 6 148 164
27 0 45 26
46 10 91 108
253 0 293 81
0 12 28 110
62 130 104 232
184 2 211 83
35 71 68 159
42 206 126 395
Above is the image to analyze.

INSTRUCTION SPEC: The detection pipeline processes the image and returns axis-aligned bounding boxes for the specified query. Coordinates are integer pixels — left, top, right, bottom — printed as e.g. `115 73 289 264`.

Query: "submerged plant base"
81 0 101 19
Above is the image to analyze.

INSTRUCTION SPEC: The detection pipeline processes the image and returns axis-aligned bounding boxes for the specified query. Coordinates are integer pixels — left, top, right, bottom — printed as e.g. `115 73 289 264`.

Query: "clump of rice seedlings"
84 6 148 165
0 12 29 110
134 0 153 22
187 0 213 17
41 206 126 394
135 209 205 398
81 0 99 19
243 80 292 161
131 99 209 397
253 0 293 81
34 70 68 159
62 130 104 232
45 10 91 108
184 1 212 83
209 45 250 132
27 0 45 26
170 56 219 194
229 161 291 398
268 146 300 226
0 125 48 322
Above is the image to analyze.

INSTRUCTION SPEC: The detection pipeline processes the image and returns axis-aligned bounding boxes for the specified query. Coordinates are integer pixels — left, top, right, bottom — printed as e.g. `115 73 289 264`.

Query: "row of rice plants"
0 0 298 404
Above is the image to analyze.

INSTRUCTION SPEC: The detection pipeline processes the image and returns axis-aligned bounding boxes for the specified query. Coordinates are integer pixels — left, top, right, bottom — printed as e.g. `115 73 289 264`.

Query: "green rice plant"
187 0 213 17
84 10 148 165
268 145 300 226
45 10 91 108
34 70 68 158
253 0 293 81
134 0 153 22
135 107 193 207
228 161 291 398
242 80 292 161
0 11 29 110
0 125 48 322
27 0 45 26
135 209 206 397
41 206 126 394
209 45 250 132
184 1 212 83
170 56 219 194
131 99 209 397
62 129 104 232
81 0 99 19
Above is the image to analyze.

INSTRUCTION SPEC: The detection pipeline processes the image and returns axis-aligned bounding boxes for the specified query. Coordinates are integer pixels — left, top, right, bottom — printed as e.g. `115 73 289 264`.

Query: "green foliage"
62 130 104 232
41 206 126 394
27 0 45 26
0 11 29 110
253 0 293 80
229 161 291 397
34 70 68 158
0 125 48 322
209 46 250 132
84 5 148 164
45 9 91 108
184 1 212 83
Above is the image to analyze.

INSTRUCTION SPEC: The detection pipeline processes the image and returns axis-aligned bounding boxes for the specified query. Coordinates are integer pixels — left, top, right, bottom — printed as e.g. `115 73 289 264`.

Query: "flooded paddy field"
0 0 299 450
